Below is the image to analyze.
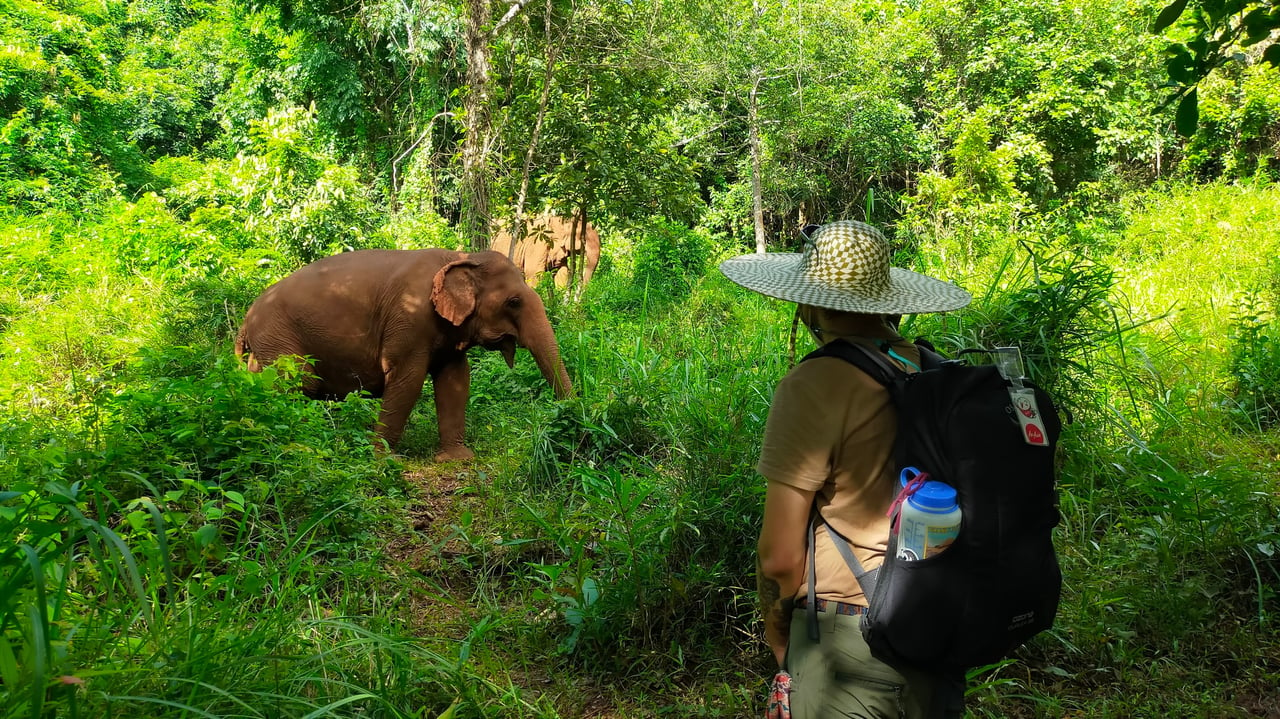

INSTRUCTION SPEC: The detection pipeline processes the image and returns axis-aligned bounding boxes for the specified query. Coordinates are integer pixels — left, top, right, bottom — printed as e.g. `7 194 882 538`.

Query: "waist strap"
796 597 868 616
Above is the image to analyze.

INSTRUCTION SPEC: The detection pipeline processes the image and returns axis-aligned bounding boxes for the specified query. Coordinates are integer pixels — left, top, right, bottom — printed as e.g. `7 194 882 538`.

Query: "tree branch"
391 111 455 193
491 0 534 36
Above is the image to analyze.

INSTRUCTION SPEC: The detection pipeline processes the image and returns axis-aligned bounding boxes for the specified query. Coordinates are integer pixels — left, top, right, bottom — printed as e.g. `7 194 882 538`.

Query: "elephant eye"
506 296 523 309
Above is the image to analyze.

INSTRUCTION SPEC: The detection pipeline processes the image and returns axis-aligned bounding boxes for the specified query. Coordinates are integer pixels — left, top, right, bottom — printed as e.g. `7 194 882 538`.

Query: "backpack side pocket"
862 533 972 669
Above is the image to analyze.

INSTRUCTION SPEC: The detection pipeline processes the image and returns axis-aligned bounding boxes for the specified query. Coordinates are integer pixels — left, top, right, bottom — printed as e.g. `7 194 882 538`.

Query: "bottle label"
896 519 960 561
1010 387 1049 447
924 524 959 559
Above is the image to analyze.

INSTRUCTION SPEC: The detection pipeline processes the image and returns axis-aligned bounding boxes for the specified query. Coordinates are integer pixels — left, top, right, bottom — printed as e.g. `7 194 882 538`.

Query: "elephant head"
488 213 601 291
431 251 572 399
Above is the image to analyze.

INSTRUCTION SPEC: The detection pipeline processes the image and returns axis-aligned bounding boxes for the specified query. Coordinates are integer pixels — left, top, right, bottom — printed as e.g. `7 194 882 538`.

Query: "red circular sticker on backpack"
1025 424 1045 445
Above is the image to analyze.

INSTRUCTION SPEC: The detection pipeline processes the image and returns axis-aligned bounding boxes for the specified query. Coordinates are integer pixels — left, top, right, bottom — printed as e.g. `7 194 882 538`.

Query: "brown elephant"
234 249 572 461
490 214 601 290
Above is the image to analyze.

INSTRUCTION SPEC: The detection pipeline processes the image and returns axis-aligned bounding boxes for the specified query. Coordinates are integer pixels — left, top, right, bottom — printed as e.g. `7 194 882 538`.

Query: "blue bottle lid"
908 481 958 512
898 467 958 512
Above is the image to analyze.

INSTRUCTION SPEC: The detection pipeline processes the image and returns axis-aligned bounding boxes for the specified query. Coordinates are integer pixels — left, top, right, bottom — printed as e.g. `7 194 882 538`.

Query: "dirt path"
377 459 666 718
379 459 490 634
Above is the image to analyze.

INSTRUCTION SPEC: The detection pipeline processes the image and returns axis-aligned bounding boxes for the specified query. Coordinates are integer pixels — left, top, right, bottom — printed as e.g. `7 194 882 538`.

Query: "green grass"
2 180 1279 717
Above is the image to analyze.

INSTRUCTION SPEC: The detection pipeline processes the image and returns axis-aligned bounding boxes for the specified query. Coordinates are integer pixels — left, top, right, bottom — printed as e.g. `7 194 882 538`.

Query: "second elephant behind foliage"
490 214 601 289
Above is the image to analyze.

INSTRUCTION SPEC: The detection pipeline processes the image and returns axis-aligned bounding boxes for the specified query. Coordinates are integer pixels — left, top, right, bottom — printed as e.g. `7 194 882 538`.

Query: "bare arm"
757 481 817 668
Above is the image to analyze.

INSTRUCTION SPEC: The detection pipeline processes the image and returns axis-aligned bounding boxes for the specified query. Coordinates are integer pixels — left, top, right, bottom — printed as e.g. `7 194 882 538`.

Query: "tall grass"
0 202 550 717
451 184 1280 714
3 181 1279 717
456 273 785 676
0 348 564 717
1 482 538 717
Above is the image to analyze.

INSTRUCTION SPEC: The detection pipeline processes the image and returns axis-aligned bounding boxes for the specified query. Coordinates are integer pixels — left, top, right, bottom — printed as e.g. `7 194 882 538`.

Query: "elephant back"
490 230 525 265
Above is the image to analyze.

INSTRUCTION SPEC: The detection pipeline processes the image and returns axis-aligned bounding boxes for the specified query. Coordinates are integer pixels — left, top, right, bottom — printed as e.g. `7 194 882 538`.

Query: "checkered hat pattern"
718 220 972 314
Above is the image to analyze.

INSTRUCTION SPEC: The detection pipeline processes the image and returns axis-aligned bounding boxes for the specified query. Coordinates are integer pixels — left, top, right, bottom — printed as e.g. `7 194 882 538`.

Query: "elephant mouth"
482 336 518 368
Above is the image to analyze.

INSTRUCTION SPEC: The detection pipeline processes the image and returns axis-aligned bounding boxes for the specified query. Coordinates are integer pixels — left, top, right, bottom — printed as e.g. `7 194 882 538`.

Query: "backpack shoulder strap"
914 340 947 370
806 511 881 641
823 516 879 595
802 338 903 386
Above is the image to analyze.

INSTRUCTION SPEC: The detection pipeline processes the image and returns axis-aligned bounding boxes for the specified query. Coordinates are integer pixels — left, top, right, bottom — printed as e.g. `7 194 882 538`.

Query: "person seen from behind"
720 220 973 718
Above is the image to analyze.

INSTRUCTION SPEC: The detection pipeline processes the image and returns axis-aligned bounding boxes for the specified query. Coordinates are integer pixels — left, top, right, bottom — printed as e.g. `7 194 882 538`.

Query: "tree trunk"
461 0 494 250
566 209 580 293
512 0 563 246
749 71 766 254
572 207 587 298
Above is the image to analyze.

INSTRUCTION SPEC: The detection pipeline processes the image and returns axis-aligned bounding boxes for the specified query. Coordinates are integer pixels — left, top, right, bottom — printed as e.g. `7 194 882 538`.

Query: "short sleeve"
756 362 846 492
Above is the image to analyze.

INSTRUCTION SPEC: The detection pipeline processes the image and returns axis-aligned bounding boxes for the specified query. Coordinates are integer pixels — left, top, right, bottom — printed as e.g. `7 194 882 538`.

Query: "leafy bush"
0 281 168 416
0 334 428 717
632 219 712 302
157 273 267 352
900 108 1041 275
0 414 505 719
1180 65 1280 181
0 210 108 298
1227 292 1280 428
161 106 386 266
474 280 785 676
90 348 399 542
113 6 235 160
913 244 1127 410
519 458 757 672
0 2 131 211
0 199 277 422
94 194 247 279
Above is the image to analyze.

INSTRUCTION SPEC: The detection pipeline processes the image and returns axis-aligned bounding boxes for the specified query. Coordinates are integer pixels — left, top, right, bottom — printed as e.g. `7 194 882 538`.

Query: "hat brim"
719 253 972 314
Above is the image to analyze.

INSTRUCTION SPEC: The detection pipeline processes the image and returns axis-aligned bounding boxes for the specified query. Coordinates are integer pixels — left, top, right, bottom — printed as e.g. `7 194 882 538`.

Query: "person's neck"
812 312 894 344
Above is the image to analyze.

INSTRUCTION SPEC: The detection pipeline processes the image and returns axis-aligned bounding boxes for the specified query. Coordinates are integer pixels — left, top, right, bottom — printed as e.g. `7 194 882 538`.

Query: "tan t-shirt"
757 332 921 606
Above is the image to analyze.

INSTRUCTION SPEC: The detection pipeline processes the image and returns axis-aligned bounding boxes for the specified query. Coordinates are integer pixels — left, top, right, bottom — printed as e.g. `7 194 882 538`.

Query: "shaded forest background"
2 0 1280 716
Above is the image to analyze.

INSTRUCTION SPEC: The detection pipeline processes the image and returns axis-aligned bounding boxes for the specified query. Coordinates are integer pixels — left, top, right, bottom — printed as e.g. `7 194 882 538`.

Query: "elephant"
490 214 601 290
234 249 573 461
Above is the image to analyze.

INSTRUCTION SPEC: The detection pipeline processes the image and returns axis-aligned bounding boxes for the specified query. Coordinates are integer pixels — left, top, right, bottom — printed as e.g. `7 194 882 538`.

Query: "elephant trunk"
521 299 573 399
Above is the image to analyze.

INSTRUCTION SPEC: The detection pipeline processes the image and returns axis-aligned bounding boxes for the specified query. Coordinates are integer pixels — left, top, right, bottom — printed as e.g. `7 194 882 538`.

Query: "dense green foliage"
3 0 1280 716
1153 0 1280 134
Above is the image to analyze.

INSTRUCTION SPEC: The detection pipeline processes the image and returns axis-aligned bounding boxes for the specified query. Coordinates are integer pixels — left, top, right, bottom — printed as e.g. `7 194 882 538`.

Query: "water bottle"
894 468 962 561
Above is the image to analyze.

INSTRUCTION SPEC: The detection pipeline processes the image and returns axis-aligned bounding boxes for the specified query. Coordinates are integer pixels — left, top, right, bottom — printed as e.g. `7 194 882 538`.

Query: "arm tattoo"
775 593 795 629
760 575 782 615
758 562 795 626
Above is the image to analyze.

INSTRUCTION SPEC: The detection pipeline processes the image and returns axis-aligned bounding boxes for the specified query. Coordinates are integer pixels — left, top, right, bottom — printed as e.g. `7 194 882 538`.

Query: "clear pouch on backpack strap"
993 346 1050 447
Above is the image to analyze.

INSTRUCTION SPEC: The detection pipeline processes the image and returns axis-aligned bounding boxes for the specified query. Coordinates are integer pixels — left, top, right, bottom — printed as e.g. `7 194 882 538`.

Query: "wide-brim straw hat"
719 220 972 314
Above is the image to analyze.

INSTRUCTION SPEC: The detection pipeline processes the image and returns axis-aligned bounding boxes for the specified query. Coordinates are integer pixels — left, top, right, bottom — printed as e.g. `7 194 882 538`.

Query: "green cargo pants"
786 607 964 719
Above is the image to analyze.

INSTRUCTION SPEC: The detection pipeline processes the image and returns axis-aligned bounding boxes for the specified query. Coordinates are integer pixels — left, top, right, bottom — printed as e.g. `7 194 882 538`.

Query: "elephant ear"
432 258 481 327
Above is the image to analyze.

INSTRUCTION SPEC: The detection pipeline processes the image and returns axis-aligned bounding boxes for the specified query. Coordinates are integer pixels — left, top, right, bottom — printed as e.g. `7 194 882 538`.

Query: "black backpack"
802 338 1063 671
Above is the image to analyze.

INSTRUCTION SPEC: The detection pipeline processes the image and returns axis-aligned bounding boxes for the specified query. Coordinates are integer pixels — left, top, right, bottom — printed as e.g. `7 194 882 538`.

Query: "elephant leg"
376 357 429 448
522 252 541 287
583 244 600 287
296 360 324 397
431 358 474 461
553 266 570 288
523 240 550 288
